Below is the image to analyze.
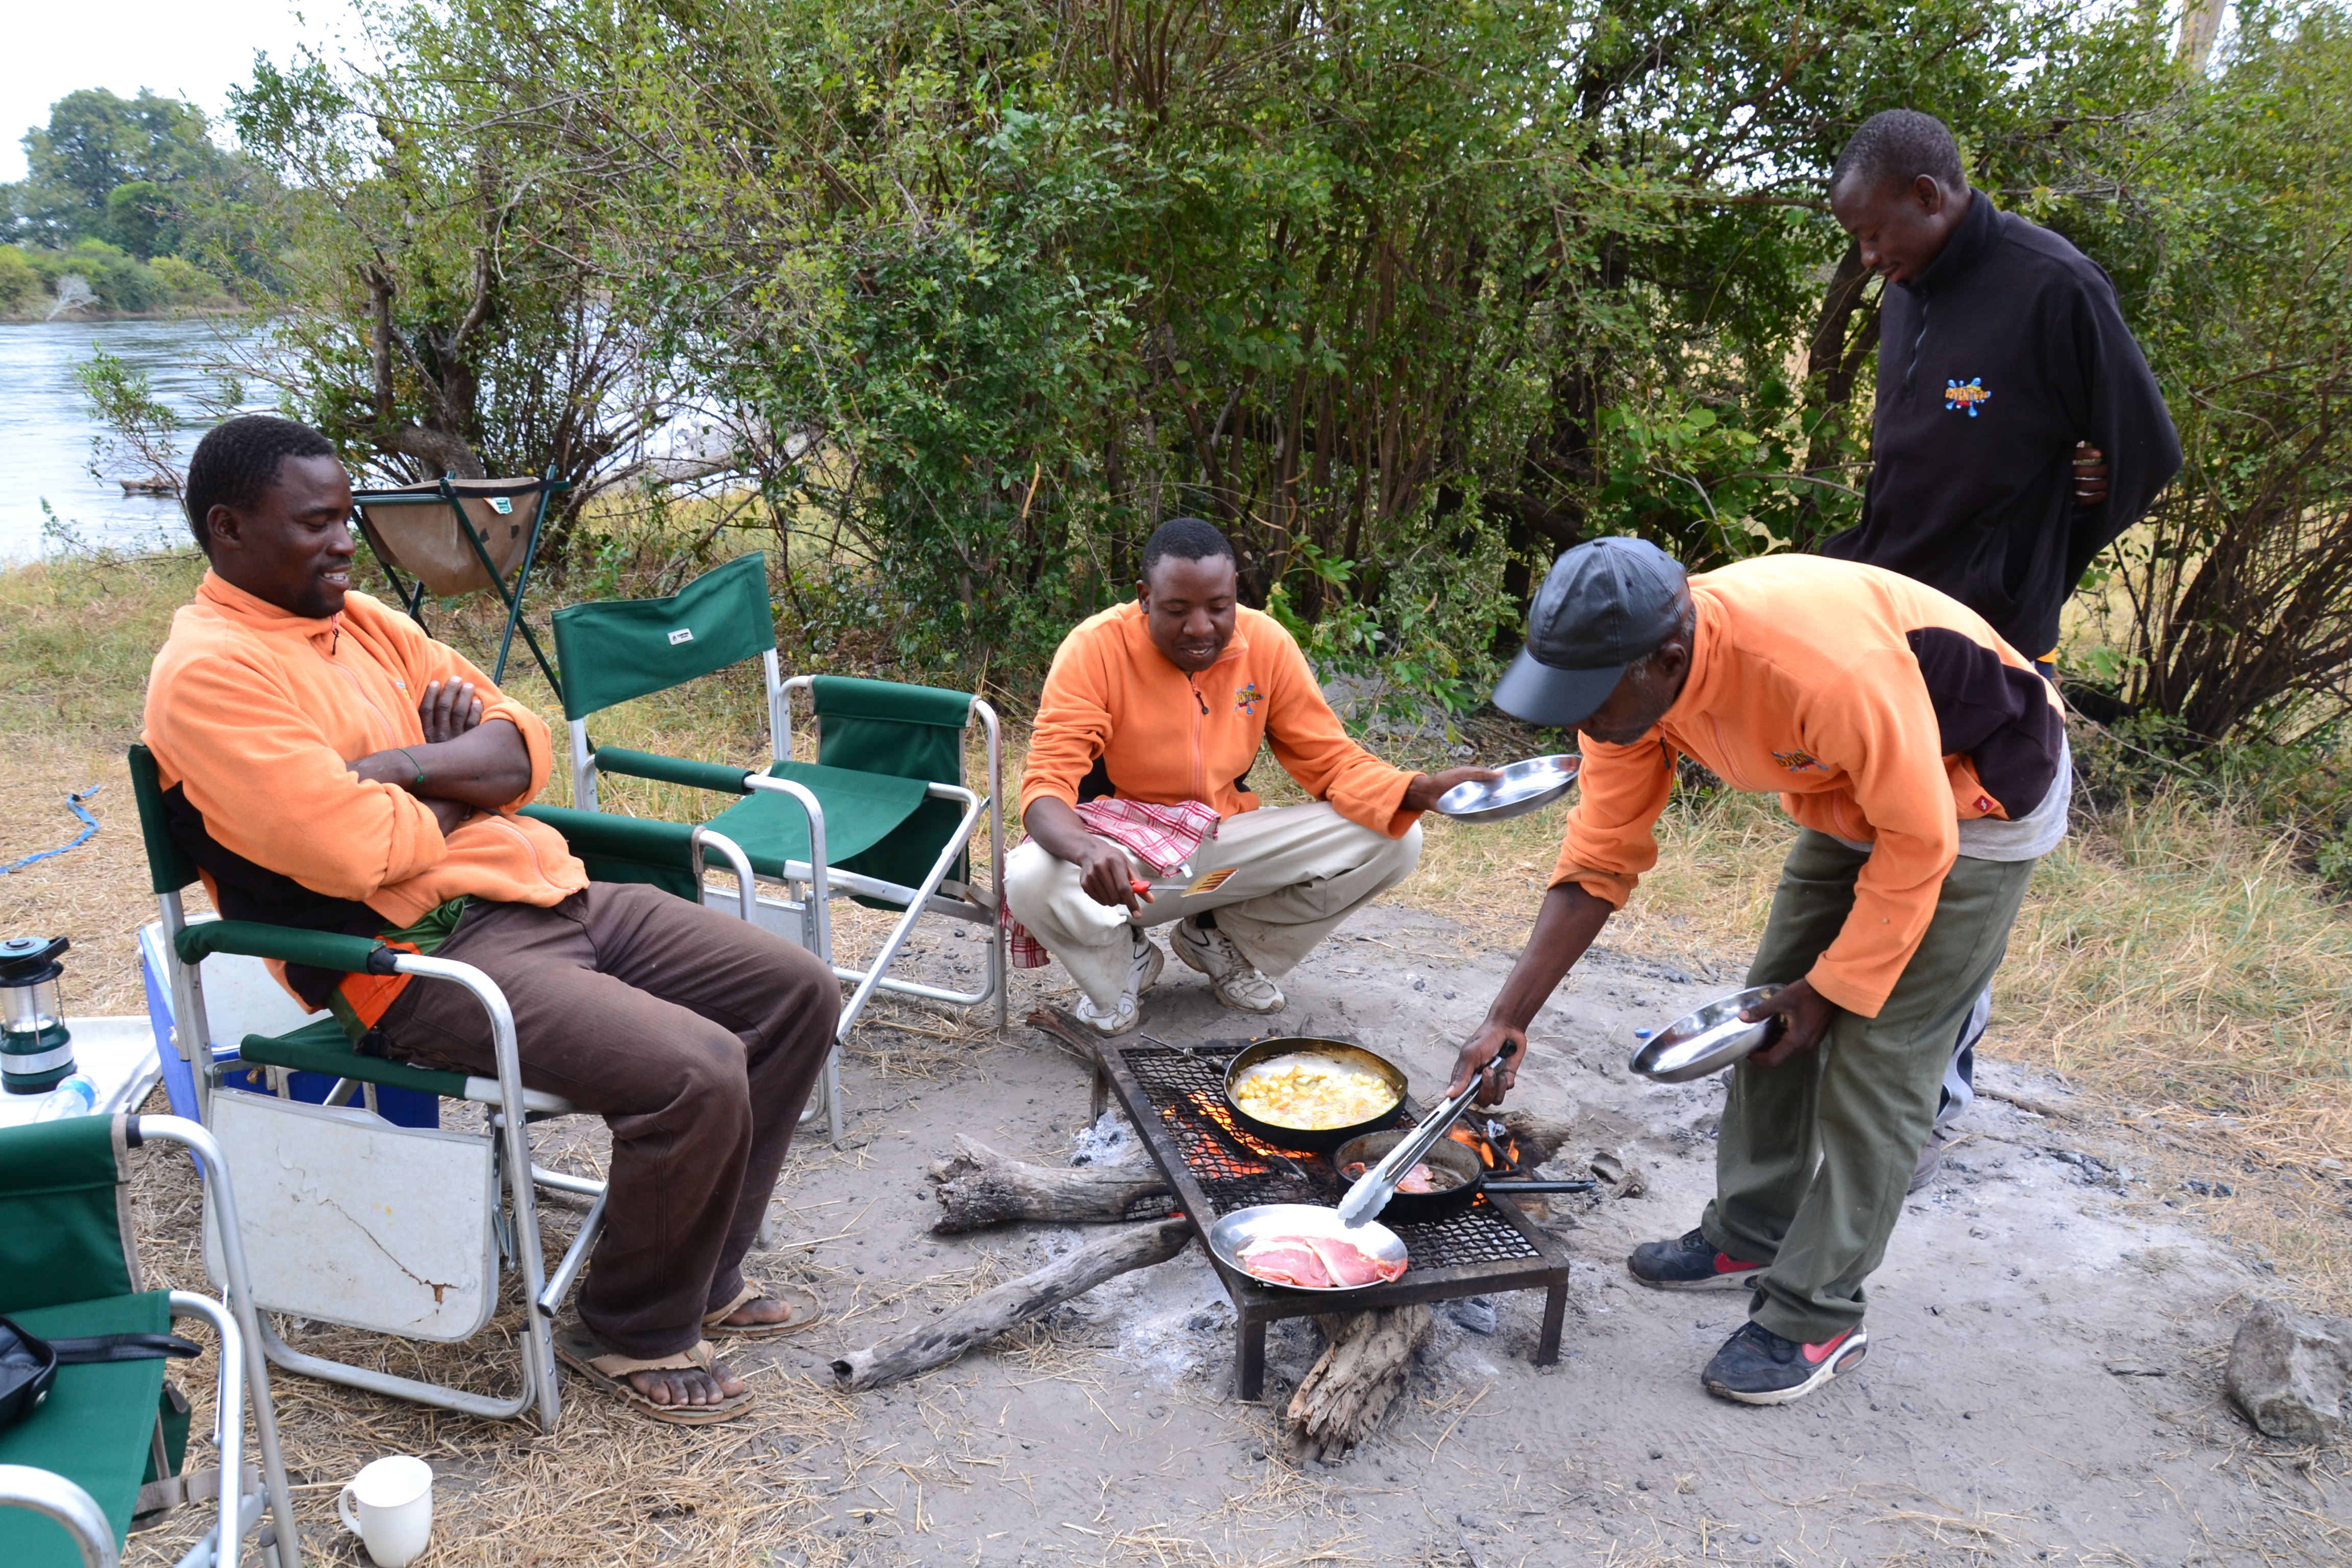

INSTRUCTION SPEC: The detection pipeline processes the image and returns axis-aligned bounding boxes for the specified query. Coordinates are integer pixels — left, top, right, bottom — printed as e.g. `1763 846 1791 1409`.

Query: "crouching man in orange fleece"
1004 517 1497 1036
141 415 838 1425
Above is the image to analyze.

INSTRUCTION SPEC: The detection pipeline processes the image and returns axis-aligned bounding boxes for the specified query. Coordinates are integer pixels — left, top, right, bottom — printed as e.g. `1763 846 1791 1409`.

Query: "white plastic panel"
702 886 811 948
204 1091 499 1341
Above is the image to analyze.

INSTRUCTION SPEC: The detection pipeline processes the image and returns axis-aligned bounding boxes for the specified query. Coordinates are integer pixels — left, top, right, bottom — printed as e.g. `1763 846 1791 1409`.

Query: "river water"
0 317 258 561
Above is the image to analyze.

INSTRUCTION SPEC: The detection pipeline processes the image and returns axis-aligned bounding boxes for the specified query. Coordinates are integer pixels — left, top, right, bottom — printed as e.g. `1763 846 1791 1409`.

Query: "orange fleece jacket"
1018 602 1419 836
1553 556 2060 1018
143 573 587 931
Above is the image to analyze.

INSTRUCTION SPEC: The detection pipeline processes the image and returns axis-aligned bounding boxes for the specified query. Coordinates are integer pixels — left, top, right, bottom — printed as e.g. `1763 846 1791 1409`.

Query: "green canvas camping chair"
350 470 568 699
552 551 1006 1143
0 1111 302 1568
125 744 759 1433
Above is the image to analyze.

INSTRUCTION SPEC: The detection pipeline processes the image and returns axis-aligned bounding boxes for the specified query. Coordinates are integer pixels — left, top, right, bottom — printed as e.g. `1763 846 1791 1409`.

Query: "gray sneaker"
1171 916 1284 1013
1908 1131 1948 1193
1073 929 1165 1037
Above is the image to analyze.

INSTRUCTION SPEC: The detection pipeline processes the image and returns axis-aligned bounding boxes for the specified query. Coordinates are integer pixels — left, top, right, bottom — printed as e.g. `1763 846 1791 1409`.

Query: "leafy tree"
7 88 227 249
228 19 694 530
2054 4 2352 740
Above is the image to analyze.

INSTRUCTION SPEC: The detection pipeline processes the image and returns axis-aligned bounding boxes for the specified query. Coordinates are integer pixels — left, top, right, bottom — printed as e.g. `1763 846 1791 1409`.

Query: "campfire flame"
1447 1120 1523 1173
1170 1091 1310 1171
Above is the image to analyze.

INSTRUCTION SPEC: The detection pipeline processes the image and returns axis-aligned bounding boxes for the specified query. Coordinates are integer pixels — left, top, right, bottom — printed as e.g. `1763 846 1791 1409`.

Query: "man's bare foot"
626 1360 745 1408
717 1294 803 1331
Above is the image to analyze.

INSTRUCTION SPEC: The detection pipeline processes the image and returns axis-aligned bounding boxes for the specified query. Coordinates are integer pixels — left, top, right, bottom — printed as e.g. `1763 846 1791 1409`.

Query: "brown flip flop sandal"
701 1278 824 1341
553 1320 754 1425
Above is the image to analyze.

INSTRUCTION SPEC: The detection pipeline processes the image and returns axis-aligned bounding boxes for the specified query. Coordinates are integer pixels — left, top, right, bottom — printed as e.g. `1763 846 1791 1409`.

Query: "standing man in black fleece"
1823 109 2180 1179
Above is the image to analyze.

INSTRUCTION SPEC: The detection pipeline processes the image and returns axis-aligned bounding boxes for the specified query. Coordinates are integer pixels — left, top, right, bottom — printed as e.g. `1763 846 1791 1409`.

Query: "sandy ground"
26 750 2338 1564
663 903 2347 1568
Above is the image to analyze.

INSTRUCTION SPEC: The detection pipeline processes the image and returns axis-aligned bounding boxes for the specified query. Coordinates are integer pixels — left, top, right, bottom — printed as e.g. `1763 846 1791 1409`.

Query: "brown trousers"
378 882 839 1359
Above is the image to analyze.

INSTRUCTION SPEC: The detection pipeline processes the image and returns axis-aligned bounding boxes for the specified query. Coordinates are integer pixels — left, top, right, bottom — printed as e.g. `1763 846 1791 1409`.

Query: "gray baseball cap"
1491 537 1691 728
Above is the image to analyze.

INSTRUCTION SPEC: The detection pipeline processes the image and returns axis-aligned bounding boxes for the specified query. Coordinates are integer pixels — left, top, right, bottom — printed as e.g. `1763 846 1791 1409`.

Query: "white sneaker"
1171 916 1284 1013
1072 929 1165 1037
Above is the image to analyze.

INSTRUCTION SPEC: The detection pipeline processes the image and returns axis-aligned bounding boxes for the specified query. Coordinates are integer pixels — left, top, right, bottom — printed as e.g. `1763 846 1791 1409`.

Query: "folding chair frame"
153 894 600 1434
568 658 1007 1144
350 467 568 699
0 1114 304 1568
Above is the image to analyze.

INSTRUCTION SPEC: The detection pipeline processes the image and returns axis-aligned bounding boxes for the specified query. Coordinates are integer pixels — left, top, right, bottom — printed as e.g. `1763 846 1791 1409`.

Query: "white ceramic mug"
337 1454 434 1567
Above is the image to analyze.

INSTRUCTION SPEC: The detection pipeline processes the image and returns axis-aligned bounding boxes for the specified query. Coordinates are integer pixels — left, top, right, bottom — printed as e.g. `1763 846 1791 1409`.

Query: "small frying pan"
1333 1129 1482 1224
1221 1037 1408 1154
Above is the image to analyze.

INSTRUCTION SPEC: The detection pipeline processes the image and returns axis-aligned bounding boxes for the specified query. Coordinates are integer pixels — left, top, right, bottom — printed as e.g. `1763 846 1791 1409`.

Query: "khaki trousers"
1002 801 1422 1009
1703 829 2037 1343
378 882 839 1359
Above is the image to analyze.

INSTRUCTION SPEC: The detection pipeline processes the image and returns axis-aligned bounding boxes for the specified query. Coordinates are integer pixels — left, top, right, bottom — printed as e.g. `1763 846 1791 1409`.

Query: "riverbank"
0 304 248 324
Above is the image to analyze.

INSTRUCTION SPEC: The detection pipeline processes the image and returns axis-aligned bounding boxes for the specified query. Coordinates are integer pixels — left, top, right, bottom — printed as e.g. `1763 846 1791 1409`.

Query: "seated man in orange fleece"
142 415 837 1424
1005 517 1494 1035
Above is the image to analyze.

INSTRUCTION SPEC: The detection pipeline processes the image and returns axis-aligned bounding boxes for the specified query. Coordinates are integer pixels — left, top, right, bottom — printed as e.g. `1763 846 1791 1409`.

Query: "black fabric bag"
0 1314 199 1431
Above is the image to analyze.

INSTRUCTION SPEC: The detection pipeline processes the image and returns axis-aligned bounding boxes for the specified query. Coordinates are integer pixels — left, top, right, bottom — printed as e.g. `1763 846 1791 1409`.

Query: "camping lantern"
1 936 74 1094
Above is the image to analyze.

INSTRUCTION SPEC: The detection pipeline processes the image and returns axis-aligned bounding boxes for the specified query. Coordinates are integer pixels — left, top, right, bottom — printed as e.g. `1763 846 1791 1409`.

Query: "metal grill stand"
1096 1039 1570 1400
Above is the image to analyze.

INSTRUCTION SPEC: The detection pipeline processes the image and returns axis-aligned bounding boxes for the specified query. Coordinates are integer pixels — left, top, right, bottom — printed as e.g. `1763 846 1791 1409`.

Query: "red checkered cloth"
1002 798 1223 968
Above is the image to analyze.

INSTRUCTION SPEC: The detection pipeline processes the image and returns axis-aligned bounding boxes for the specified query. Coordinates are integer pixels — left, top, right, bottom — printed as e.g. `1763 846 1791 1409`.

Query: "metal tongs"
1335 1039 1519 1229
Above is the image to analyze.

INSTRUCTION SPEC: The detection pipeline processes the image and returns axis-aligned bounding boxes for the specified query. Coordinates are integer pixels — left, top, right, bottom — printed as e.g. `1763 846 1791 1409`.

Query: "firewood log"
926 1135 1171 1232
1283 1305 1434 1463
830 1218 1194 1391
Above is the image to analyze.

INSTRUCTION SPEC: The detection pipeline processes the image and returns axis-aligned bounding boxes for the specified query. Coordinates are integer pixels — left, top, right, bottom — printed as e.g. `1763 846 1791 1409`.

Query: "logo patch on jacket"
1772 748 1831 774
1944 378 1991 416
1233 680 1263 716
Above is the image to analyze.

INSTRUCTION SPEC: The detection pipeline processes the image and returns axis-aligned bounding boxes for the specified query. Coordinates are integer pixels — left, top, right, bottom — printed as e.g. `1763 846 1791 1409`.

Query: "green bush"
148 254 229 306
0 246 39 313
24 238 160 312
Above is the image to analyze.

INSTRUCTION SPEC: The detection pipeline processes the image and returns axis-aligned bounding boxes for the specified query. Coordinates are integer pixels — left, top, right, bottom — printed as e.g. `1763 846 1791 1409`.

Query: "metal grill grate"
1120 1042 1543 1270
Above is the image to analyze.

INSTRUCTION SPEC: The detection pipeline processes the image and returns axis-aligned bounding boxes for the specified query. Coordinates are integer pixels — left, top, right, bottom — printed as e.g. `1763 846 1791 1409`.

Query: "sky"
2 0 347 182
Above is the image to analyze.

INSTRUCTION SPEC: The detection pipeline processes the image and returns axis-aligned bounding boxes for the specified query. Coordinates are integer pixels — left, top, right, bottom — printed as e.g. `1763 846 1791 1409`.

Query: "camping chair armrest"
174 921 393 975
590 747 754 795
0 1466 117 1568
165 1292 244 1568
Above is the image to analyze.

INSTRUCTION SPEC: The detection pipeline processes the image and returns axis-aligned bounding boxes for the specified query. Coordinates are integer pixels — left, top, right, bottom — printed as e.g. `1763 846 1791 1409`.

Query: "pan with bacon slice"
1204 1204 1410 1293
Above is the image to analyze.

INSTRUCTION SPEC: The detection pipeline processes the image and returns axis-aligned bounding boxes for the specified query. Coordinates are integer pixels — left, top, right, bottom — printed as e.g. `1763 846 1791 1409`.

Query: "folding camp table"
350 468 568 699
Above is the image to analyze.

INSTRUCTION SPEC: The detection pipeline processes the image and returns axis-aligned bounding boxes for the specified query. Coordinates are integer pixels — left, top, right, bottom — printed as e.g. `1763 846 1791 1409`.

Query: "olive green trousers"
1701 829 2038 1343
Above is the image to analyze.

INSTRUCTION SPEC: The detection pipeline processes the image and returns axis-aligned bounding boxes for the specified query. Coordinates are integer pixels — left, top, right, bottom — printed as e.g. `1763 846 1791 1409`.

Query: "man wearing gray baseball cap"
1451 537 2070 1405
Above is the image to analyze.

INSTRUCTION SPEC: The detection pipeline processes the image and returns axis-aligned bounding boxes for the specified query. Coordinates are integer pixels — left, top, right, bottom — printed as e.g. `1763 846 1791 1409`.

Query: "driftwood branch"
1284 1306 1433 1462
830 1218 1194 1391
926 1135 1169 1232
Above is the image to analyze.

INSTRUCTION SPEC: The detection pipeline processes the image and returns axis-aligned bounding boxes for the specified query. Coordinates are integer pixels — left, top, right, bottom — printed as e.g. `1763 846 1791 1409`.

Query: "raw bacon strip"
1302 1235 1407 1287
1236 1238 1334 1288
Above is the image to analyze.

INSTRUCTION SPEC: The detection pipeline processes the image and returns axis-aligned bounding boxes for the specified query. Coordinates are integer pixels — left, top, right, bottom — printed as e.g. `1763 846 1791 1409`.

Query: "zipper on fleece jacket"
1187 676 1208 804
1901 296 1930 398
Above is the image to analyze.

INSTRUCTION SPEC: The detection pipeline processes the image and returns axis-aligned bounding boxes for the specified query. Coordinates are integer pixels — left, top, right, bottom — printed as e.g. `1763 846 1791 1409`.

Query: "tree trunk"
926 1135 1171 1232
1284 1305 1434 1462
830 1218 1194 1391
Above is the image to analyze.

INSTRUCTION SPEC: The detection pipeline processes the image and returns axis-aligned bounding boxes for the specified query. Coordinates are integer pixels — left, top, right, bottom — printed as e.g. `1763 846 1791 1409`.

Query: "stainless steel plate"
1630 986 1785 1083
1432 754 1581 824
1204 1204 1410 1293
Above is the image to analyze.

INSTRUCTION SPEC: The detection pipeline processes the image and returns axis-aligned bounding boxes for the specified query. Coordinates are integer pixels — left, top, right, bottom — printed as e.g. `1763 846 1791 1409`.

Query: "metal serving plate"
1205 1203 1410 1294
1630 986 1785 1083
1432 754 1580 824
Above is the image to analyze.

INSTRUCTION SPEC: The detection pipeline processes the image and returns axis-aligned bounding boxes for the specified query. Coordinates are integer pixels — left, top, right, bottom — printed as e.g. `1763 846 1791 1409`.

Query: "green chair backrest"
552 553 775 721
126 744 197 896
0 1115 138 1315
810 676 975 899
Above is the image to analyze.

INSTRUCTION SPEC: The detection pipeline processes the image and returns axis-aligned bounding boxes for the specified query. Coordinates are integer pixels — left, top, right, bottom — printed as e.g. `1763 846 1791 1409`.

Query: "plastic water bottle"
31 1073 97 1121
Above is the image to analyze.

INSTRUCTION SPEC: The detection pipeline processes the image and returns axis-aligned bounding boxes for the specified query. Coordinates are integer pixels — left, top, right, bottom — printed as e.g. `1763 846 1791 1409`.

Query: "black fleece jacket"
1821 193 2181 656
